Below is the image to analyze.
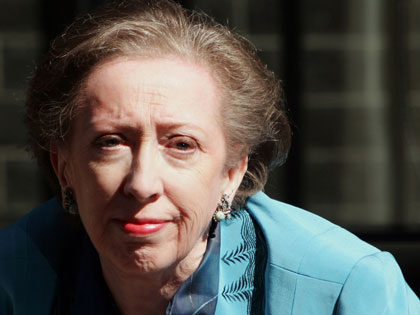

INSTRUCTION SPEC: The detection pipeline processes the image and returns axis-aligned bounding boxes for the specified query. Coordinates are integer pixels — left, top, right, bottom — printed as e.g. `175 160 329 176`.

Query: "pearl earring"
213 194 232 222
63 188 78 215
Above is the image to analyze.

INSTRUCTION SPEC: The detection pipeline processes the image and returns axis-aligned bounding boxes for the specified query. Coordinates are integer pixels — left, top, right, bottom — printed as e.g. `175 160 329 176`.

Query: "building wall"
0 0 48 228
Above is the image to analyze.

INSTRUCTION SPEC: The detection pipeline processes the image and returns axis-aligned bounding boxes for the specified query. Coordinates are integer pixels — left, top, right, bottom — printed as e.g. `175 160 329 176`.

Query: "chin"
108 242 177 275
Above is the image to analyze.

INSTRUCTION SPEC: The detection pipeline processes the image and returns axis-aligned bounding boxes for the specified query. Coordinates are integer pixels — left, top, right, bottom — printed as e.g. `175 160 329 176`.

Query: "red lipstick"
118 219 168 235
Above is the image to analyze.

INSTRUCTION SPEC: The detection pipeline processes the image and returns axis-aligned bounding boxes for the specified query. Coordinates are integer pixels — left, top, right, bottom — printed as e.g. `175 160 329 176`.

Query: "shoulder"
335 250 420 314
246 192 420 313
0 198 80 263
246 192 378 283
0 199 83 314
0 198 59 261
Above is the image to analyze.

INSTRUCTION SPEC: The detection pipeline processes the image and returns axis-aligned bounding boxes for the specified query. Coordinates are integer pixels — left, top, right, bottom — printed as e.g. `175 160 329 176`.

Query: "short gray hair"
25 0 291 207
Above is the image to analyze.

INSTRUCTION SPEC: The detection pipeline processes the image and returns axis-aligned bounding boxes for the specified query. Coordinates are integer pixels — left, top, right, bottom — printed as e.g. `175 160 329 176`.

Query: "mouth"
115 219 169 235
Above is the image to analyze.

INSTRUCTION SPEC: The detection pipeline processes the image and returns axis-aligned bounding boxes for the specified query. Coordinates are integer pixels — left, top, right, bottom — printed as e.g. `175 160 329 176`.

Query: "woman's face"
52 57 246 275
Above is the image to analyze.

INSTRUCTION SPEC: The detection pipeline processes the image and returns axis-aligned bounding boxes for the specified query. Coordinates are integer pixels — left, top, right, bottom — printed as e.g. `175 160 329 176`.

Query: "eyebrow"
84 117 208 138
157 120 208 135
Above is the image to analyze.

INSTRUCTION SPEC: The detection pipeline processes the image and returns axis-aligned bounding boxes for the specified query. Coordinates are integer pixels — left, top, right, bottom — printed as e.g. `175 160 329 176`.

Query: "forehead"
81 56 222 124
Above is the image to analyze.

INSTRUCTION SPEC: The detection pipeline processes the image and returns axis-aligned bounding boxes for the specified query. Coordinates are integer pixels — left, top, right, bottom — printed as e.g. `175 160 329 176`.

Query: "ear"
224 154 248 197
49 143 71 192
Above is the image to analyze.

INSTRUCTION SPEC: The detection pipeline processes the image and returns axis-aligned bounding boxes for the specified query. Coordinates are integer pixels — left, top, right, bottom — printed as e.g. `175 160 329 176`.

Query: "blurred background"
0 0 419 292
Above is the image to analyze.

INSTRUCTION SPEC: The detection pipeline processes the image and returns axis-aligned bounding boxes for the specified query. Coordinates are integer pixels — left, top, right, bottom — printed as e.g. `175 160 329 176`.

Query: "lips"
115 219 169 235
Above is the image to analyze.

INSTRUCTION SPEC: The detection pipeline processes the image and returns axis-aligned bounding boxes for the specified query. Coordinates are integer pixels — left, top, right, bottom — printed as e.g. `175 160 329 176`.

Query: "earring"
63 188 78 215
213 194 232 222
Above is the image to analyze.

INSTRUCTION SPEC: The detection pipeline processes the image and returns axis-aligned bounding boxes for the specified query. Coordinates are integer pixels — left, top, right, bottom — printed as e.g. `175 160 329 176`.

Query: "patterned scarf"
169 209 267 314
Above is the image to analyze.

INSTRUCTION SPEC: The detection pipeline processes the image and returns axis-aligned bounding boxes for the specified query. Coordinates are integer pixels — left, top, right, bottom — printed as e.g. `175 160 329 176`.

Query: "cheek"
174 200 216 255
69 159 129 224
168 166 224 236
170 165 223 209
89 162 126 191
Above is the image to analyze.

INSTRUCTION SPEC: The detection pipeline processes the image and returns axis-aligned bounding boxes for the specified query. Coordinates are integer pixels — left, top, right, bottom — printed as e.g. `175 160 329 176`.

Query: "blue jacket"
236 192 420 314
0 193 419 314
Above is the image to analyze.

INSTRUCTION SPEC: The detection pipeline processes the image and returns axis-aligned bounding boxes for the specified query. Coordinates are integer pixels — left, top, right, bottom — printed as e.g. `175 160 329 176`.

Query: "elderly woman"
0 0 419 314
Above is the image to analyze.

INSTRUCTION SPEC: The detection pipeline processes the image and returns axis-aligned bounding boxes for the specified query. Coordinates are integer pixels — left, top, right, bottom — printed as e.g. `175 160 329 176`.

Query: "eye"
166 136 197 155
174 141 191 151
95 135 125 149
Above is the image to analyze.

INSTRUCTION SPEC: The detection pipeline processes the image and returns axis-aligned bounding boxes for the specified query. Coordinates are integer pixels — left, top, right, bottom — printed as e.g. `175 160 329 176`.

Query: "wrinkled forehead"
74 56 225 132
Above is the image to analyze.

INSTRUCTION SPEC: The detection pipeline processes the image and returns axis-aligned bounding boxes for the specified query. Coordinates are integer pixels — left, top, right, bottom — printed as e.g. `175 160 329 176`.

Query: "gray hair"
25 0 291 207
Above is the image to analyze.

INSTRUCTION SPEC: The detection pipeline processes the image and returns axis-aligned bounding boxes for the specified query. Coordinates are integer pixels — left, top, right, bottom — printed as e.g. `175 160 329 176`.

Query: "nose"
123 144 163 203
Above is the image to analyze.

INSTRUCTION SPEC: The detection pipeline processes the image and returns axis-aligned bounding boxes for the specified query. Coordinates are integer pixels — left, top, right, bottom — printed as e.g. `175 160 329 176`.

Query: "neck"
100 239 208 315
